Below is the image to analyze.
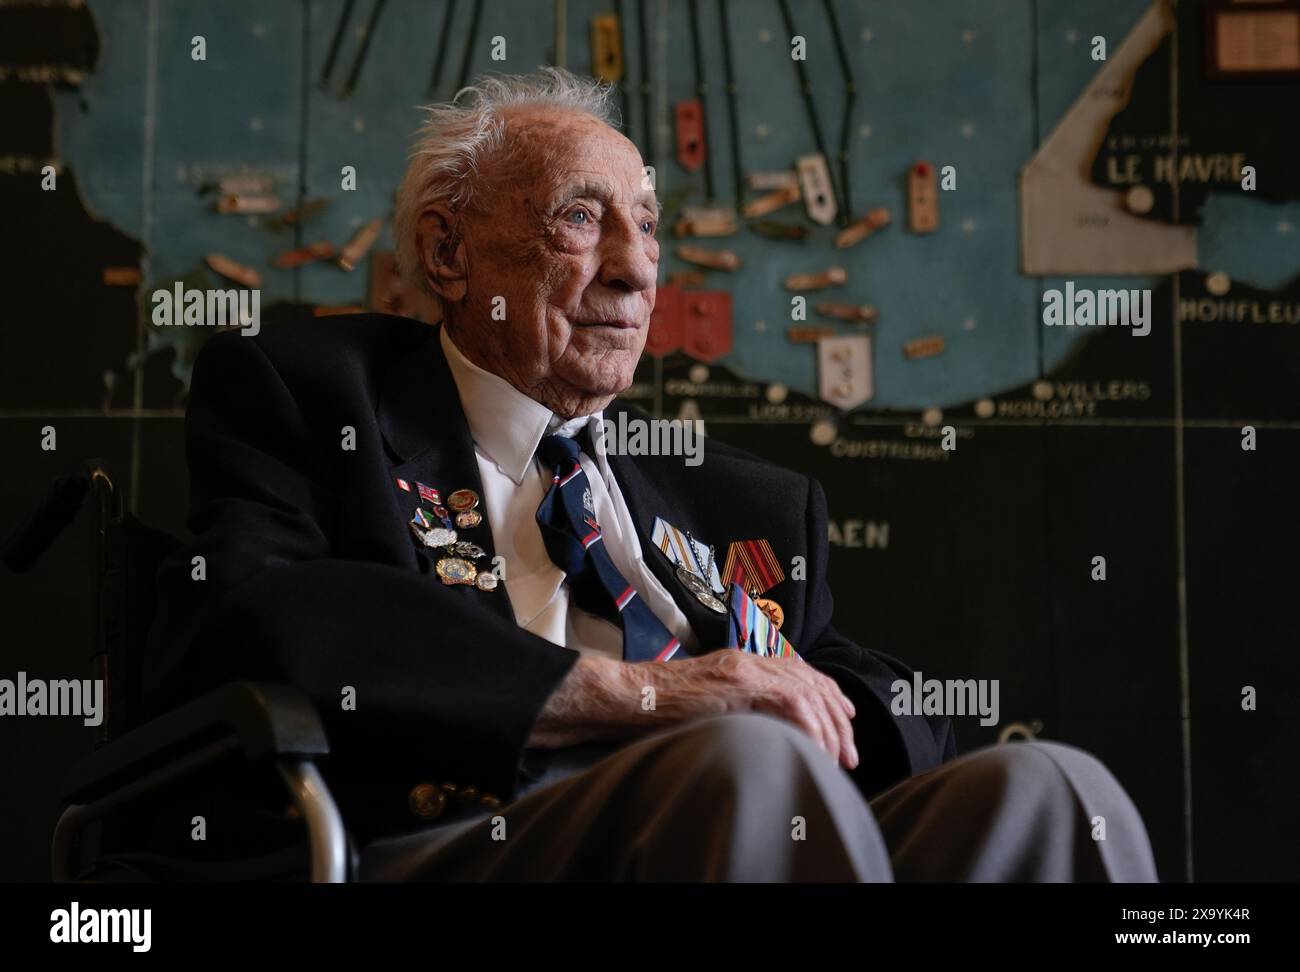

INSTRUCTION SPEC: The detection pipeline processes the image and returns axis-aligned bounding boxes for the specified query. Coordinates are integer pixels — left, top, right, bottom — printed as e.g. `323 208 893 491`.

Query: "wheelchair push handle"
2 459 115 573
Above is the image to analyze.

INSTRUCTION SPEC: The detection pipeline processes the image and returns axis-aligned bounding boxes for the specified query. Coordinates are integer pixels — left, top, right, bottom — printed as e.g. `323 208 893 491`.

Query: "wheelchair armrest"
61 681 330 805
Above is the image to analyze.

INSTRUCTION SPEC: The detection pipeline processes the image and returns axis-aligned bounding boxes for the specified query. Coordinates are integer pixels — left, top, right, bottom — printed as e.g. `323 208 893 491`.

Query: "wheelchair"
5 461 350 882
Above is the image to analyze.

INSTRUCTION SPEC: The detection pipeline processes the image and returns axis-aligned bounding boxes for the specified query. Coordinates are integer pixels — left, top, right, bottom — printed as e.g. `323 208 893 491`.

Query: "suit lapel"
605 404 731 653
377 324 516 626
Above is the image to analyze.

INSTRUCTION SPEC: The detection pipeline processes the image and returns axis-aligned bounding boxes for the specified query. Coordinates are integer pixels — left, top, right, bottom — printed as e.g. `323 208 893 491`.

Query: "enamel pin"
398 478 497 592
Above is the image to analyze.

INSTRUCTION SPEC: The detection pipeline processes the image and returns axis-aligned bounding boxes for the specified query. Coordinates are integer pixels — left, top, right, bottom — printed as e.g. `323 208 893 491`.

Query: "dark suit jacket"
146 314 955 844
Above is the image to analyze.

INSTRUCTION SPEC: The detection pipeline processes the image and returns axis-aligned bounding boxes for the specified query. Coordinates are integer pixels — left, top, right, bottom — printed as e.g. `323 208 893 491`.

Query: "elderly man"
145 69 1157 882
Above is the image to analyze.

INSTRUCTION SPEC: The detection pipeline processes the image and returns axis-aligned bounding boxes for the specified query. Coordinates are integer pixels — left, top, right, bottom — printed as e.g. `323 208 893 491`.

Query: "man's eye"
641 220 655 235
566 208 591 225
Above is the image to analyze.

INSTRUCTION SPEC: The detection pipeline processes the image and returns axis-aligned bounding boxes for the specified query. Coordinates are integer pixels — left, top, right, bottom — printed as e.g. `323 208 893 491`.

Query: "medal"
652 518 723 594
656 522 729 611
405 482 494 593
695 589 727 614
672 533 727 614
435 557 477 585
447 488 480 512
721 539 784 600
725 584 797 658
685 532 722 593
754 596 784 630
675 565 708 594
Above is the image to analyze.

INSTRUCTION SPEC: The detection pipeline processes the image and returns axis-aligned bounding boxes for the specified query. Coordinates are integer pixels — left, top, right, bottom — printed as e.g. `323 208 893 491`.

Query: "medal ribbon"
721 539 784 595
651 517 722 591
725 583 797 658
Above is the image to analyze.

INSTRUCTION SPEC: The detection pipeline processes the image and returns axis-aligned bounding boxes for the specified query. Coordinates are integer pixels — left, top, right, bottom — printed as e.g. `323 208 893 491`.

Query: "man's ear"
416 204 468 303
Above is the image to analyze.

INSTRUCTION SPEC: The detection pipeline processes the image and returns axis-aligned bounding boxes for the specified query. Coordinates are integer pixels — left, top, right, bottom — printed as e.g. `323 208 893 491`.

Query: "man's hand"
527 651 859 770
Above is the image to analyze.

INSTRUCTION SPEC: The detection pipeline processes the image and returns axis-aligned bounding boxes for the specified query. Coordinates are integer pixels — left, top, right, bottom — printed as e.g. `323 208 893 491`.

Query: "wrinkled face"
448 107 660 418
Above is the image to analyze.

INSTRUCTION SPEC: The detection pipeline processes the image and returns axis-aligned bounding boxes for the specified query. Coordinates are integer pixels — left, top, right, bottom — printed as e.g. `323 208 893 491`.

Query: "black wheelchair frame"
6 461 350 882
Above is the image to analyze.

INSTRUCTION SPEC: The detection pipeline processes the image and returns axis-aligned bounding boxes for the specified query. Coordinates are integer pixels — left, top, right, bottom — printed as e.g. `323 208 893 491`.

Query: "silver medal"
695 589 727 614
424 527 458 547
676 565 708 594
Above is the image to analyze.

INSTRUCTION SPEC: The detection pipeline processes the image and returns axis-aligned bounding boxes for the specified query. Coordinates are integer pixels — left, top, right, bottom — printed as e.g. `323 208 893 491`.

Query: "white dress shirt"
440 328 695 660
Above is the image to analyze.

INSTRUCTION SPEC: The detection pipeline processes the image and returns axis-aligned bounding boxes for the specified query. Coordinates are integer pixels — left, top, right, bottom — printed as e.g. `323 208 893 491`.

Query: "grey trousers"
359 713 1159 882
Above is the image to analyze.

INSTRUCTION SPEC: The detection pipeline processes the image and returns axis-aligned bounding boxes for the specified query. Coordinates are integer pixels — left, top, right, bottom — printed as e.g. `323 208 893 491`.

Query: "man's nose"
597 217 657 293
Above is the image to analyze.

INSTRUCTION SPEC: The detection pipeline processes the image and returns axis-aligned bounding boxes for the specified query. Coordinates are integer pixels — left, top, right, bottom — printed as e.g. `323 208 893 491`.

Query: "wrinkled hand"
655 649 859 770
532 651 860 770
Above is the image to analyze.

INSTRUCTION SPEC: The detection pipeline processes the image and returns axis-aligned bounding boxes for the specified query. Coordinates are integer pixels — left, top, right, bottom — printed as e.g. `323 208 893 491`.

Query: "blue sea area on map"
52 0 1292 409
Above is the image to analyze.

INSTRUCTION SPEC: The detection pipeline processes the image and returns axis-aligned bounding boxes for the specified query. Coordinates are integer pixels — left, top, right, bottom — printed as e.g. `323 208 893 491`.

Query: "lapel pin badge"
402 482 497 593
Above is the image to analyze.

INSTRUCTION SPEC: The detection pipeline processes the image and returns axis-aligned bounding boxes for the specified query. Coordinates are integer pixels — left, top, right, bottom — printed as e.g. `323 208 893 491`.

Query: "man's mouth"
573 319 640 330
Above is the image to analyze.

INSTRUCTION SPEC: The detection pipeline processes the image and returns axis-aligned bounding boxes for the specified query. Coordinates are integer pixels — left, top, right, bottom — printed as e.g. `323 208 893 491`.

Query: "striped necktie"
534 432 681 662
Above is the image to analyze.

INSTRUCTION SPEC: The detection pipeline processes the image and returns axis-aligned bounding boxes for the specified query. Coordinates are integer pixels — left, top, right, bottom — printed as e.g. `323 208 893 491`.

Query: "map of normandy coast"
12 0 1299 429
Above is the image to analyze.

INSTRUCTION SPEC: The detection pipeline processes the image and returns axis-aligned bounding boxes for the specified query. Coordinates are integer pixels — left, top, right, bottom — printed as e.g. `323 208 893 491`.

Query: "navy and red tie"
535 432 681 662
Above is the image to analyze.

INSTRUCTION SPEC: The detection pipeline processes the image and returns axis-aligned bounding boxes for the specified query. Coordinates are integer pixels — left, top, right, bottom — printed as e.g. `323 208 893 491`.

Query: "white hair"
393 67 618 294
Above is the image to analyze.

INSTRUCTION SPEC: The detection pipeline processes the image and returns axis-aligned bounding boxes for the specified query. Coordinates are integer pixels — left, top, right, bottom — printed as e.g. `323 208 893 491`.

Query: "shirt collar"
440 327 607 485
